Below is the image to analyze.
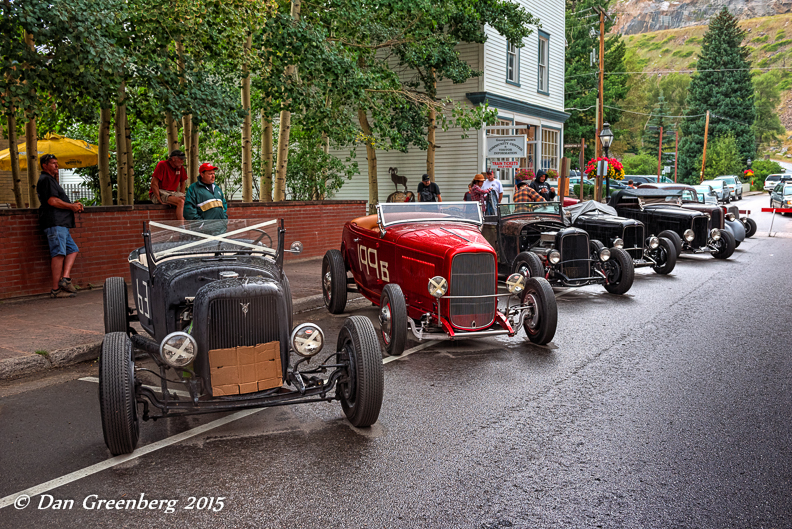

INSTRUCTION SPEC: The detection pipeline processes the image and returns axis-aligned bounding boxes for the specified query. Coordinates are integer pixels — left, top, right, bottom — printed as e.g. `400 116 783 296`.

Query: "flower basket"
546 169 558 179
743 169 754 178
515 168 535 181
584 156 625 180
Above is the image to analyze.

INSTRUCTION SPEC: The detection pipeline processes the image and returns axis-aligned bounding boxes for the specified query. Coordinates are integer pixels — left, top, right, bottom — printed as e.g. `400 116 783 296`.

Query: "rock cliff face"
613 0 792 35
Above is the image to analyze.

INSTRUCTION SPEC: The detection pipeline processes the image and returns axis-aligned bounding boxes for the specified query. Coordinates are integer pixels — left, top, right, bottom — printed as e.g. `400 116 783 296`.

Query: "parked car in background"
770 182 792 213
714 175 743 200
693 184 718 205
324 202 559 351
763 174 790 193
626 175 675 185
700 179 730 203
100 219 384 456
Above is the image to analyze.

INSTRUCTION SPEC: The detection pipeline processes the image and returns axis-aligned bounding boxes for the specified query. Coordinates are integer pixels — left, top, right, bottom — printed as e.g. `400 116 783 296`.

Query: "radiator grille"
207 296 281 351
623 224 644 260
692 217 709 247
560 233 590 279
449 253 496 330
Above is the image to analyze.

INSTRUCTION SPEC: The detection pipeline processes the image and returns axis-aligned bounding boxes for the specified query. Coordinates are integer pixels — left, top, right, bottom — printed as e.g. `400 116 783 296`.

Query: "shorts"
45 226 79 258
155 189 185 204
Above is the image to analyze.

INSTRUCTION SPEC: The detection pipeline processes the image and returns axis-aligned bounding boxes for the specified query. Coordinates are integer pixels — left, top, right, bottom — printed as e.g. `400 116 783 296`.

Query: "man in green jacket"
184 163 228 220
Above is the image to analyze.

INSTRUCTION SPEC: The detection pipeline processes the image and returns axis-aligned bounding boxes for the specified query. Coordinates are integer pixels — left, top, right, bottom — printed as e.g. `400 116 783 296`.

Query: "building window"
541 128 559 171
538 32 549 94
506 43 519 85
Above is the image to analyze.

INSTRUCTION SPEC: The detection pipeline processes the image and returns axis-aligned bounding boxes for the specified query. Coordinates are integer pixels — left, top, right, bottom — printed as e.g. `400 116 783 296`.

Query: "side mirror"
289 241 303 255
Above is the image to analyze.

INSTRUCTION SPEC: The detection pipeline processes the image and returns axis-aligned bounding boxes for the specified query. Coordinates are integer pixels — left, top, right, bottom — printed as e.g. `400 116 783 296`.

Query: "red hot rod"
322 202 558 356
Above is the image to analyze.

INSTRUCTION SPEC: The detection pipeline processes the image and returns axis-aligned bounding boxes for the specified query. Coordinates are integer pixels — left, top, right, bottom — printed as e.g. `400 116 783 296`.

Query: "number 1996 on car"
358 244 389 282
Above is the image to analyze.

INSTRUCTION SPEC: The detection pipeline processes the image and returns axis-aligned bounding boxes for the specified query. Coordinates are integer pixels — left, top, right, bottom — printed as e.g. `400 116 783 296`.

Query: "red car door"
344 222 394 304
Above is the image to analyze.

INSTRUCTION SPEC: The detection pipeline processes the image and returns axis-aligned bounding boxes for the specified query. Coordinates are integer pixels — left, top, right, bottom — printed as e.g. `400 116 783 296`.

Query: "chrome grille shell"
559 231 590 279
448 253 496 330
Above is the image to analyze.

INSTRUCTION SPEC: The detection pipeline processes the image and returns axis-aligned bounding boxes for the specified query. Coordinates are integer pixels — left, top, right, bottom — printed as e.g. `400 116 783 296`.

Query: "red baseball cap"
199 162 218 173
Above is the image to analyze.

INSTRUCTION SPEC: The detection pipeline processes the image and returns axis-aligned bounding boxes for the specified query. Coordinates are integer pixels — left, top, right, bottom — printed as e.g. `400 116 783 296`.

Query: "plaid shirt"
513 184 545 203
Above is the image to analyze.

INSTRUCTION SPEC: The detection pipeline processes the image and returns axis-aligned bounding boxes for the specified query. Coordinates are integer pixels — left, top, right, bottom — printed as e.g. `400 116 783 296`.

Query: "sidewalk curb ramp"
0 293 352 381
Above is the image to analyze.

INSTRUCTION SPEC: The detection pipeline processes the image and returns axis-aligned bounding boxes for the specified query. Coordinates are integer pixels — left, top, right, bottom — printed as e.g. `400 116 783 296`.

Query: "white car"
714 175 743 200
765 174 792 193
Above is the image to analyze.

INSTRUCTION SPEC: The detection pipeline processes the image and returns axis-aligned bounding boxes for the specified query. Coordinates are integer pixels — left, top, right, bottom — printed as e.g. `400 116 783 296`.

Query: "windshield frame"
498 201 562 219
376 202 483 228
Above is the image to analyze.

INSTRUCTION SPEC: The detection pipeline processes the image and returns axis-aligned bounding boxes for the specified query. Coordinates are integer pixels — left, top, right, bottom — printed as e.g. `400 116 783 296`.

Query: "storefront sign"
490 160 520 168
486 135 527 157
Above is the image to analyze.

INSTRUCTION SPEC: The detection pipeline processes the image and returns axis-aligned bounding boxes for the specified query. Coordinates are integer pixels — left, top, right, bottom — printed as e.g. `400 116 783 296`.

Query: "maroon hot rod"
322 202 558 356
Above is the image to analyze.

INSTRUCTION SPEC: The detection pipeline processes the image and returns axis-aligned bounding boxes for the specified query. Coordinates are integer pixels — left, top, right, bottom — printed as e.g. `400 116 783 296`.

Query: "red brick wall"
0 201 366 300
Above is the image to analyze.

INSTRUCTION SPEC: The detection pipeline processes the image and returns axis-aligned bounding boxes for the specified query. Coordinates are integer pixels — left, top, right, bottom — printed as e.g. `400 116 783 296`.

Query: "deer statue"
389 167 408 193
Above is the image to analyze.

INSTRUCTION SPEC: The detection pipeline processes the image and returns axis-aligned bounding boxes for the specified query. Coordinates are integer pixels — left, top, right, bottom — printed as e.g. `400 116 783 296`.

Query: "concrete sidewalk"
0 257 327 380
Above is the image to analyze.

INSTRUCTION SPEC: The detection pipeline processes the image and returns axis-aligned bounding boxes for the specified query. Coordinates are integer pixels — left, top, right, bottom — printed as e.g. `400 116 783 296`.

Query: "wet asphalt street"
1 193 791 528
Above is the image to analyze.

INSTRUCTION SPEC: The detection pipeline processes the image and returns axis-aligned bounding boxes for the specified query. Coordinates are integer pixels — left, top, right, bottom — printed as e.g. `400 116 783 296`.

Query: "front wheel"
744 217 757 238
658 230 683 257
651 237 677 275
103 277 128 334
337 316 384 427
99 332 140 456
603 247 635 295
521 277 557 345
379 284 407 356
512 251 544 278
711 229 736 259
322 249 348 314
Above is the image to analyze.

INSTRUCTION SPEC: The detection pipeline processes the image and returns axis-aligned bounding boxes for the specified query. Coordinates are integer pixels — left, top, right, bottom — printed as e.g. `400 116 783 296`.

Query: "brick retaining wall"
0 200 366 300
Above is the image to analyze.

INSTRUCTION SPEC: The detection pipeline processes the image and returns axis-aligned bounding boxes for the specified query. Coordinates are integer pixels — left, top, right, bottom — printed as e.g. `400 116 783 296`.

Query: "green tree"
621 153 658 175
678 8 755 182
564 0 629 163
698 133 742 180
610 49 648 157
749 159 784 188
753 71 786 148
644 90 673 158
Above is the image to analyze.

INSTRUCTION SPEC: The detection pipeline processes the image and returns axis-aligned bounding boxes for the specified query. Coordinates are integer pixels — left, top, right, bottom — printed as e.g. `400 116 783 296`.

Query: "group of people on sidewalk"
37 150 228 299
460 168 557 214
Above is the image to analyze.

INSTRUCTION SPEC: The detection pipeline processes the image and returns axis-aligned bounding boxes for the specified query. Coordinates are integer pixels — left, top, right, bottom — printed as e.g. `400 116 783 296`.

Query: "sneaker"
50 288 75 299
58 278 77 293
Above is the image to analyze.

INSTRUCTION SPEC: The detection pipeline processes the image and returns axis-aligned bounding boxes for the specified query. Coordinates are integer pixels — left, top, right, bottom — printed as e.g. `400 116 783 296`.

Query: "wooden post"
559 157 570 203
7 110 24 207
700 110 710 183
674 130 679 183
656 125 663 178
596 9 605 160
98 107 113 205
579 137 586 201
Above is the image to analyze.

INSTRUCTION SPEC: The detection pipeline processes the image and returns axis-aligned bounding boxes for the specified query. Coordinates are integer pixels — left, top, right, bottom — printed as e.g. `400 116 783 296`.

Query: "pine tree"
644 90 672 159
678 8 755 182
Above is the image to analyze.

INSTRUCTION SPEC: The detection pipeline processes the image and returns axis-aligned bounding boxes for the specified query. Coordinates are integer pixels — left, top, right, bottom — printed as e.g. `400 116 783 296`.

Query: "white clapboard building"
333 0 568 205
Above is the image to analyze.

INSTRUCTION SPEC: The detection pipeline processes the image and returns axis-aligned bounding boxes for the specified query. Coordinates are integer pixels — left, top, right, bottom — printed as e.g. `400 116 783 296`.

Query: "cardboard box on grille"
208 341 282 396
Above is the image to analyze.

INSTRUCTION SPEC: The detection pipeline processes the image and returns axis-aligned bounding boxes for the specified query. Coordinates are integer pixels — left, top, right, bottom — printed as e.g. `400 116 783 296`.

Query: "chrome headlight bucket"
428 276 448 298
683 229 695 242
159 332 198 367
710 228 721 241
599 248 611 261
726 213 736 221
548 250 561 264
291 323 324 357
612 238 624 249
647 236 660 249
506 273 526 294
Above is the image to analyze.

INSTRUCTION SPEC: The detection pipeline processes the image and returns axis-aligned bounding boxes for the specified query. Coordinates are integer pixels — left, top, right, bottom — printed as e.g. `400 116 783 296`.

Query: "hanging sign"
490 160 520 168
486 135 527 157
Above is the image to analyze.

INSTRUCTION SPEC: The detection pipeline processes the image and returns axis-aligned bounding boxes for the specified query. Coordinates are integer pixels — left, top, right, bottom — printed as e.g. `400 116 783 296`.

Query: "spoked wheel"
603 247 635 295
743 217 757 238
521 277 558 345
99 332 140 456
103 277 129 334
658 230 683 257
379 284 407 356
336 316 384 427
650 237 677 275
512 251 544 279
711 229 736 259
322 249 348 314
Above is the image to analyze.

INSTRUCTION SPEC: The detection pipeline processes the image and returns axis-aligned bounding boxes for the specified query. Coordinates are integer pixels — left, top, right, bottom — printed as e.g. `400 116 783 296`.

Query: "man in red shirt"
150 150 188 220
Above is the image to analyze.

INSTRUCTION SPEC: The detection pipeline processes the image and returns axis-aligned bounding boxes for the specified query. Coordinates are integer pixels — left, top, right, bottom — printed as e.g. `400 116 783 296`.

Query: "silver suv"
714 175 743 200
765 174 792 193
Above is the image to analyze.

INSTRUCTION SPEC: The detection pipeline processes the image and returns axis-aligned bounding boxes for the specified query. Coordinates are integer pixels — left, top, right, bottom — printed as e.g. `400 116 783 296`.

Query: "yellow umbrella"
0 133 100 170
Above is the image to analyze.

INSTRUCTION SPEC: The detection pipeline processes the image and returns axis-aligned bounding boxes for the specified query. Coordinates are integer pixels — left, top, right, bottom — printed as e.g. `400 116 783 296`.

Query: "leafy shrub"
751 35 769 44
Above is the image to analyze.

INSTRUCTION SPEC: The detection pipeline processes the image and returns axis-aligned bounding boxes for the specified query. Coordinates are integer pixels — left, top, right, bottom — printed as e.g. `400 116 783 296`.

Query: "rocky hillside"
613 0 792 35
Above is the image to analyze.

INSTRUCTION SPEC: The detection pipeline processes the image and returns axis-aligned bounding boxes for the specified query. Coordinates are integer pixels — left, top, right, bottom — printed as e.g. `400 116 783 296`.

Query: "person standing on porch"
481 169 503 203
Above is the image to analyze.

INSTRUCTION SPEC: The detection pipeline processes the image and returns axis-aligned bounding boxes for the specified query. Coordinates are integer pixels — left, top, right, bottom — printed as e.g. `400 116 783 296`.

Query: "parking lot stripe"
382 340 440 364
0 408 263 510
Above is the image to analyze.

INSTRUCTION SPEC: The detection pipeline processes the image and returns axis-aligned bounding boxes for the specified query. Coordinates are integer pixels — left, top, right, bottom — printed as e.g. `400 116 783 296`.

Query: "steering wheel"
252 229 273 248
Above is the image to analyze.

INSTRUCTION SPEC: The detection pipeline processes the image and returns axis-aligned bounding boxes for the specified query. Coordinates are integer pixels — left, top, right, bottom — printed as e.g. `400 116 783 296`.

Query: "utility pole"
674 130 679 183
596 7 605 160
656 125 663 178
700 110 710 183
579 137 586 201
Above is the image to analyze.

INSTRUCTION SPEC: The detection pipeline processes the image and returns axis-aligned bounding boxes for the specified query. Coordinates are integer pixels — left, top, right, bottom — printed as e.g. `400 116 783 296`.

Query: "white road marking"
382 340 441 364
0 408 262 510
79 376 191 399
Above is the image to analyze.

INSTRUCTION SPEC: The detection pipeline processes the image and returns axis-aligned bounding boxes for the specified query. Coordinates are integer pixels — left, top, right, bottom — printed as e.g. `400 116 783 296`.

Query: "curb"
0 293 348 382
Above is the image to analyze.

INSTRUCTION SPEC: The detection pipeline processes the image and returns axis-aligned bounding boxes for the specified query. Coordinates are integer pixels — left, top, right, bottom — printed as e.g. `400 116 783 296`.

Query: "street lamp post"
599 123 614 201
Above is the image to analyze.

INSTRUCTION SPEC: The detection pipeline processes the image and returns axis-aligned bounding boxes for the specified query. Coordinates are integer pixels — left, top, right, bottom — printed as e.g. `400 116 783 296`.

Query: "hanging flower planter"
584 156 625 181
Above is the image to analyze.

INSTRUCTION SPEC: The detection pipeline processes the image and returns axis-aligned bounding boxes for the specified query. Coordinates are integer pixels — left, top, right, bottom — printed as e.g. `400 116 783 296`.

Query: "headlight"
159 332 198 367
599 248 611 261
506 273 526 294
548 250 561 264
291 323 324 357
428 276 448 298
726 213 736 221
647 236 660 249
612 238 624 249
683 229 695 242
710 228 721 241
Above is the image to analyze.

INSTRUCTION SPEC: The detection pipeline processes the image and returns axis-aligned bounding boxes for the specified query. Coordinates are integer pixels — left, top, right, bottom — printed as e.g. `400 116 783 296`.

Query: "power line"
564 104 753 127
566 65 792 79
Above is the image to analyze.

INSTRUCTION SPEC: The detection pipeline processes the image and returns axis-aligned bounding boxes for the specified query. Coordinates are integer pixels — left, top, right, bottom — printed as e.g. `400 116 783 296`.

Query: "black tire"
103 277 128 334
711 229 736 259
512 251 544 279
521 277 557 345
603 247 635 295
322 249 348 314
99 332 140 456
658 230 683 256
651 237 677 275
337 316 384 427
379 284 407 357
744 217 757 238
589 239 605 253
